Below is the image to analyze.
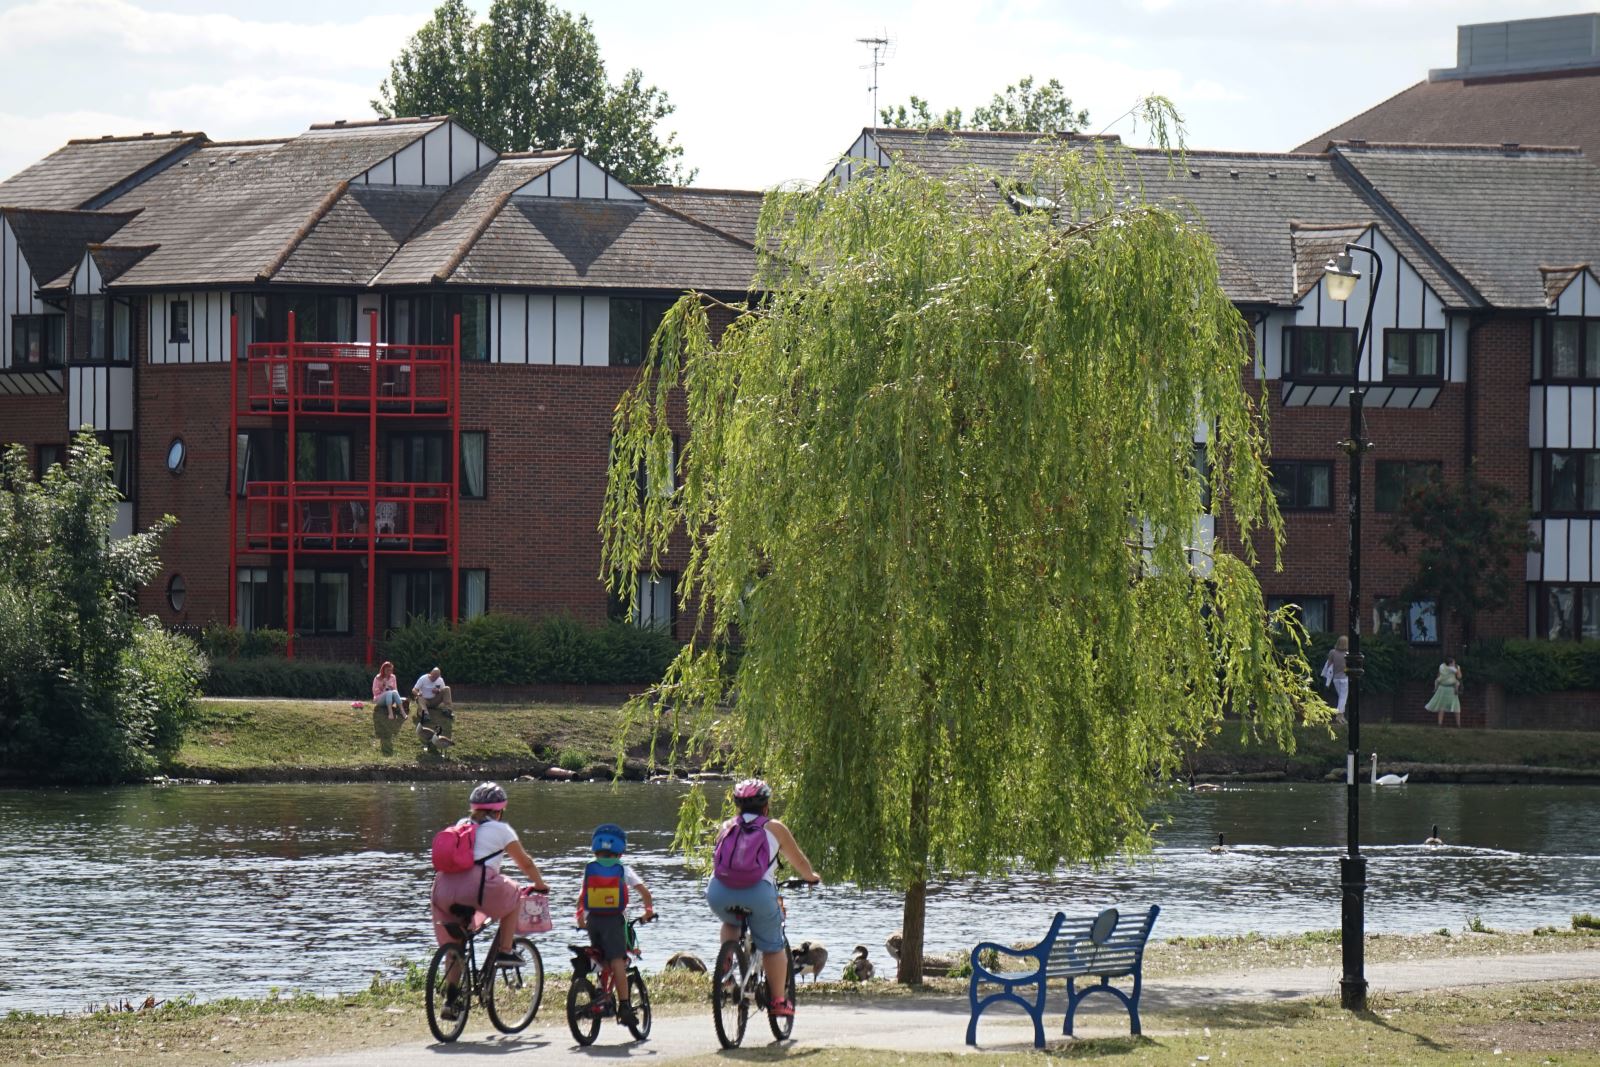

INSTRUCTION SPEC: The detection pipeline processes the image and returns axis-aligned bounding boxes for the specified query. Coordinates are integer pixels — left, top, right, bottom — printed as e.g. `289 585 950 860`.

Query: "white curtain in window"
636 573 673 630
464 570 487 618
325 572 350 632
461 433 485 497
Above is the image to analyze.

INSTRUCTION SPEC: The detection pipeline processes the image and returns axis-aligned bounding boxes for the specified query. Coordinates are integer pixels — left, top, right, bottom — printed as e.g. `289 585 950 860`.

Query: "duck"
1424 824 1444 847
790 941 828 981
1188 773 1222 794
1370 753 1409 786
843 945 875 982
1208 833 1229 854
665 952 707 973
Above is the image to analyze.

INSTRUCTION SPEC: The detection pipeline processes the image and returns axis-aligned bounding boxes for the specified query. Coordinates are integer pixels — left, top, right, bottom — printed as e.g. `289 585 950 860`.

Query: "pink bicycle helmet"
733 778 771 801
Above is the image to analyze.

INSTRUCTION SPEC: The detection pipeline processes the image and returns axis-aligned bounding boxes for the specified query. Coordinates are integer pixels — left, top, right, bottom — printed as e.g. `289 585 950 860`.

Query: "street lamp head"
1324 252 1360 303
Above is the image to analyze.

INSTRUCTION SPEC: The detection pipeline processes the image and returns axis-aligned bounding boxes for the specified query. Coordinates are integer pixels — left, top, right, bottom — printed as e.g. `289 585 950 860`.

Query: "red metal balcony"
240 340 454 417
242 481 452 556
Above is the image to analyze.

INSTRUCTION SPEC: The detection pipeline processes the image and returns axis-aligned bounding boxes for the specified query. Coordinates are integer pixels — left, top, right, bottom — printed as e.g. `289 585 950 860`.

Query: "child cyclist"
430 782 550 1017
705 779 820 1017
579 824 656 1027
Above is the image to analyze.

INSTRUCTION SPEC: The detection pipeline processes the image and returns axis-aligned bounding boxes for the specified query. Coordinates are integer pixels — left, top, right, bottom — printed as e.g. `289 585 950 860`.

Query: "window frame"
1374 460 1442 513
35 442 65 478
1268 459 1333 512
167 573 187 613
1537 583 1600 641
461 568 488 620
9 314 65 369
608 296 675 367
1284 325 1359 381
294 430 353 483
1265 594 1333 634
460 431 486 500
1538 450 1600 516
292 566 353 636
385 430 448 484
236 565 284 632
95 430 133 501
1543 317 1600 382
1381 328 1445 381
169 299 191 344
388 568 454 630
387 293 489 362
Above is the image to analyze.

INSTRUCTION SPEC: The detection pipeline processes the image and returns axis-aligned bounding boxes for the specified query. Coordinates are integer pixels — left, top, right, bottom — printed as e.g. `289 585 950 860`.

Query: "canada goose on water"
665 952 707 973
1208 833 1229 854
1370 753 1409 786
844 946 875 982
790 941 828 981
1188 773 1222 794
1424 824 1444 847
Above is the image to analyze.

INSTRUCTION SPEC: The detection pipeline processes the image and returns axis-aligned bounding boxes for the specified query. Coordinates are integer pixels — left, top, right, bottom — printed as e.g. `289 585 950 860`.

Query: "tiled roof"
90 244 159 285
637 186 763 247
99 123 445 288
0 133 203 209
274 185 444 286
451 197 757 292
1541 265 1591 305
371 156 567 286
1 206 138 286
1289 223 1370 300
1333 142 1600 308
1295 69 1600 161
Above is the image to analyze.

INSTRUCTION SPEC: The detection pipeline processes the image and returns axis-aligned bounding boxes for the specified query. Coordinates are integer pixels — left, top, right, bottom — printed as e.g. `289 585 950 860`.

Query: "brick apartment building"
5 103 1600 660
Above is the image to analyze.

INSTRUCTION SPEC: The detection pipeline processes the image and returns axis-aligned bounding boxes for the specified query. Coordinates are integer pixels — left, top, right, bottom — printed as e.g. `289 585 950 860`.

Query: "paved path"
266 950 1600 1065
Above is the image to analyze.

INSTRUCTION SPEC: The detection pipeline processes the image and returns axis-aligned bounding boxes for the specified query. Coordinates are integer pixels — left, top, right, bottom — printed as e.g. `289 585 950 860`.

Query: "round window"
167 574 187 613
166 437 186 474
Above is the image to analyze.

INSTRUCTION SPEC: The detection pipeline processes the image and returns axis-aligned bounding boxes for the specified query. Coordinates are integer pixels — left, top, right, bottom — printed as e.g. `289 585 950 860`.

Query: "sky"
0 0 1592 189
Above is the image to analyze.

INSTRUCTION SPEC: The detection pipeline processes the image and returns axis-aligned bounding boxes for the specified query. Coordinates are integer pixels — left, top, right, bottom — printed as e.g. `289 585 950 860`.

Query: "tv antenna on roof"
857 34 894 128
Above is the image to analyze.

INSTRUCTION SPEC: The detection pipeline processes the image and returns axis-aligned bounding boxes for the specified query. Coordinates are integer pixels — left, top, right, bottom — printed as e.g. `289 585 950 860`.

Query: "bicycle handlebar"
780 877 821 890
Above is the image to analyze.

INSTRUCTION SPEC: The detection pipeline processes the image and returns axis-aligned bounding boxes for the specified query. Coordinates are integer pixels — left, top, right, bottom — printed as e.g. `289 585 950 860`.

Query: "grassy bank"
167 700 662 781
1191 721 1600 780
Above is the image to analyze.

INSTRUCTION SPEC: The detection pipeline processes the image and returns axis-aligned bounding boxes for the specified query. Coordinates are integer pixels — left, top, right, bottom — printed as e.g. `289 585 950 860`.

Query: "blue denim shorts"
706 878 784 953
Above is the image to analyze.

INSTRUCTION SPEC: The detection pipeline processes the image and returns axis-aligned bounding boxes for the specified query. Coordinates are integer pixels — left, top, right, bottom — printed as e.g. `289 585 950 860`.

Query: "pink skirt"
431 865 522 945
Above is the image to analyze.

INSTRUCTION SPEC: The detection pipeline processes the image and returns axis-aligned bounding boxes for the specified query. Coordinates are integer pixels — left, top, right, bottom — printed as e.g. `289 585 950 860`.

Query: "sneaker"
769 998 795 1018
617 1003 638 1027
441 985 463 1021
442 709 455 718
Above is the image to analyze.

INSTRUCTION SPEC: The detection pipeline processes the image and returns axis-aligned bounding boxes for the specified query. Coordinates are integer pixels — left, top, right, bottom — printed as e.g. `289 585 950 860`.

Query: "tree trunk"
897 877 927 984
897 729 933 985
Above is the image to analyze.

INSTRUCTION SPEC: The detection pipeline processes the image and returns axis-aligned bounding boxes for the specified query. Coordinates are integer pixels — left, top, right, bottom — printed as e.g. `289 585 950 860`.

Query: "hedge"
1296 632 1600 697
200 614 680 698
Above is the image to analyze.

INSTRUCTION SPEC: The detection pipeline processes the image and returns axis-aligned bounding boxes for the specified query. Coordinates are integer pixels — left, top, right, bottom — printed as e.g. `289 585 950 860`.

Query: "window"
609 297 675 367
10 314 64 368
169 300 191 343
1266 595 1332 634
166 438 186 475
1286 326 1357 379
1193 444 1211 511
247 293 353 344
388 293 488 361
610 572 676 632
1374 598 1406 638
1382 329 1443 379
461 432 486 499
1376 596 1438 643
236 566 283 631
1541 451 1600 515
295 431 352 482
167 574 187 613
36 443 64 478
73 297 132 363
386 431 447 483
96 431 132 500
235 429 286 497
462 569 488 620
389 569 450 628
1375 460 1441 513
1540 584 1600 640
1545 318 1600 380
293 568 351 635
1269 460 1332 511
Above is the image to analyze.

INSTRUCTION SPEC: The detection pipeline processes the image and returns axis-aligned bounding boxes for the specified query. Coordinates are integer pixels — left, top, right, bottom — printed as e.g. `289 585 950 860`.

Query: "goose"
1188 773 1222 794
1208 833 1229 854
843 945 875 982
1424 824 1444 847
790 941 828 981
665 952 707 973
1370 753 1409 786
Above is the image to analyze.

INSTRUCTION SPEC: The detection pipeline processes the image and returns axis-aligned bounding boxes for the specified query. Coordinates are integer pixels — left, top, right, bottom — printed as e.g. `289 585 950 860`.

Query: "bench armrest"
969 940 1047 983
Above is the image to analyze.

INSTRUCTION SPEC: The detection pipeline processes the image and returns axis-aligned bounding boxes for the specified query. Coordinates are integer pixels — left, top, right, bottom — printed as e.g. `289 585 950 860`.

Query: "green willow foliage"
601 135 1321 970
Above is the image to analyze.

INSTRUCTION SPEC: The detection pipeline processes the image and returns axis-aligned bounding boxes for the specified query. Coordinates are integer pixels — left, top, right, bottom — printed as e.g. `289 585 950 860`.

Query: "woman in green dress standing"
1426 656 1462 727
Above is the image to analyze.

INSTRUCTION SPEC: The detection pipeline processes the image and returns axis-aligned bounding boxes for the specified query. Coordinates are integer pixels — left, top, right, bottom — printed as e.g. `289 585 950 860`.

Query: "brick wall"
0 392 67 468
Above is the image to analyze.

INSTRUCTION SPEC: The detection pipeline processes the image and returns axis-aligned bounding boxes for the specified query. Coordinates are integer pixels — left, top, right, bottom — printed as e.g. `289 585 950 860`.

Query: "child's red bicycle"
565 915 655 1045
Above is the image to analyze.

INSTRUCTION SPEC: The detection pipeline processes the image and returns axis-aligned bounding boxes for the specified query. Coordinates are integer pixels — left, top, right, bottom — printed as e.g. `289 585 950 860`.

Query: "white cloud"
148 76 381 129
0 107 165 179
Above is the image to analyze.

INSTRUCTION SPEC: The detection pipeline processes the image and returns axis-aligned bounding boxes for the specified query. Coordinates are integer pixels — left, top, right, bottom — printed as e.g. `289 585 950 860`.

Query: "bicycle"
424 901 546 1043
565 914 655 1045
712 878 815 1048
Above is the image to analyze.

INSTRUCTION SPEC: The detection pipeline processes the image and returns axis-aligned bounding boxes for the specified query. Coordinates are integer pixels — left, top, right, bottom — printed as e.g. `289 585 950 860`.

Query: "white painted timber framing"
511 155 641 200
68 365 134 431
489 292 615 366
148 291 230 363
1553 268 1600 316
829 131 890 186
355 121 495 187
1275 225 1457 409
70 251 102 296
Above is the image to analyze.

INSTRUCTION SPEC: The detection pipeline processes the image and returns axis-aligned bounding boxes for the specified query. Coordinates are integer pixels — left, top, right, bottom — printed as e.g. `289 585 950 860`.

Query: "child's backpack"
712 814 772 889
582 859 629 915
431 820 502 874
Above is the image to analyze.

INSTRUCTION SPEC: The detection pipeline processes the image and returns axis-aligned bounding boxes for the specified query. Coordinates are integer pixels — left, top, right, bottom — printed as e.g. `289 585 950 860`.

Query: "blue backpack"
582 860 629 915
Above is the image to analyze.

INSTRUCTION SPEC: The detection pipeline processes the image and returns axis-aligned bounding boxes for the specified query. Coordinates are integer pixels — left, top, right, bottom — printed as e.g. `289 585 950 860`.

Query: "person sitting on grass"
413 666 454 723
372 660 406 721
578 824 655 1028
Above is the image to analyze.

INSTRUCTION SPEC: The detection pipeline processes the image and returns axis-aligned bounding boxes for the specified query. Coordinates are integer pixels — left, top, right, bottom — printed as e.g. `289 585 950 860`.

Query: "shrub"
591 622 679 683
1575 913 1600 932
381 618 453 679
445 614 540 685
1296 631 1413 694
239 628 289 659
205 658 371 699
199 623 243 661
530 615 597 683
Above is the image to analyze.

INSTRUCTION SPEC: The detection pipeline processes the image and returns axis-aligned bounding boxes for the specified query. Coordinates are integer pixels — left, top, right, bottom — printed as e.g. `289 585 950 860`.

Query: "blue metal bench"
965 905 1160 1048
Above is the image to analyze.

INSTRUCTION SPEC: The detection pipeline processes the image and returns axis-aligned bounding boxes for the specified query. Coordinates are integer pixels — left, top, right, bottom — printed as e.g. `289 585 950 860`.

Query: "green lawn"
1193 720 1600 777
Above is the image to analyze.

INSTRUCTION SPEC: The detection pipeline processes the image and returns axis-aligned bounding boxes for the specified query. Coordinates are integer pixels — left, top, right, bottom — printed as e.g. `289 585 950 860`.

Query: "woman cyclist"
431 781 550 1015
705 778 820 1017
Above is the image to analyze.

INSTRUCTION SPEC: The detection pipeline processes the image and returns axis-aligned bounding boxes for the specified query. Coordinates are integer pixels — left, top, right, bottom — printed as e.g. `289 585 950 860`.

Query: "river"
3 780 1597 1013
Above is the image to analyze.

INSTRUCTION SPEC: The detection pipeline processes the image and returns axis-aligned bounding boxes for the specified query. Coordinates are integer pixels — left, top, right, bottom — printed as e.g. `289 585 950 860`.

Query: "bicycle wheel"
486 938 544 1033
625 969 652 1040
711 940 749 1049
566 974 603 1046
767 948 796 1041
425 943 470 1044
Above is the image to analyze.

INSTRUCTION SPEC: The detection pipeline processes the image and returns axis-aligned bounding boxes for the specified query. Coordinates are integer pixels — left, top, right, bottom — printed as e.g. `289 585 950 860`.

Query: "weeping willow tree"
602 126 1322 982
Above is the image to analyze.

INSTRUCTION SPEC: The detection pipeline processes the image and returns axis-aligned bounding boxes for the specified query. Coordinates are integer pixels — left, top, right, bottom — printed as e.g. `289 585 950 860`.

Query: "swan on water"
1424 824 1443 846
1370 753 1409 786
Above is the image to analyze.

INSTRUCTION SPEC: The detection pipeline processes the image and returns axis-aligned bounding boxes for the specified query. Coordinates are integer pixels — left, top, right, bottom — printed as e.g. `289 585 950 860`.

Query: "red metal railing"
240 340 453 416
241 481 453 555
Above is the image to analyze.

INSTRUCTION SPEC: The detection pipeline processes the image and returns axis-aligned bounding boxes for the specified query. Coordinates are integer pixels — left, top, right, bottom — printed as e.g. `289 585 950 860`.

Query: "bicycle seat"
448 904 477 921
728 906 753 918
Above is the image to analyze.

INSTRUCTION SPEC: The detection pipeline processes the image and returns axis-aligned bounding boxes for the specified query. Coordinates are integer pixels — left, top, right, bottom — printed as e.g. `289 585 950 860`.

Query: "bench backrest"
1043 905 1160 978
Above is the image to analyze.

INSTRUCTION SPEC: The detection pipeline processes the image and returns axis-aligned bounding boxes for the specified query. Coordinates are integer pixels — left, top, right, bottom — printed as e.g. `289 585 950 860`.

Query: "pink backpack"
712 815 773 888
432 821 483 874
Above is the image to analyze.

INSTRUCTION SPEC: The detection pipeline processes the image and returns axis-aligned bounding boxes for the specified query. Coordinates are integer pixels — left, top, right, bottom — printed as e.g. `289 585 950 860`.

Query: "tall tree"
880 75 1089 132
601 112 1319 982
1381 470 1533 646
374 0 692 185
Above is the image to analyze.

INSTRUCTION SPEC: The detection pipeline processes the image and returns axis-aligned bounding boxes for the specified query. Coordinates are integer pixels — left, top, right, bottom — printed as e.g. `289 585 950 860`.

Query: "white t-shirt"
460 817 518 872
415 673 447 698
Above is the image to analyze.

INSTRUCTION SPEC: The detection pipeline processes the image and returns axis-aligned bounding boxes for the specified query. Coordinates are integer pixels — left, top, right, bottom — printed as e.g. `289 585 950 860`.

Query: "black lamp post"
1322 243 1381 1012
